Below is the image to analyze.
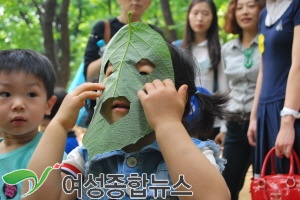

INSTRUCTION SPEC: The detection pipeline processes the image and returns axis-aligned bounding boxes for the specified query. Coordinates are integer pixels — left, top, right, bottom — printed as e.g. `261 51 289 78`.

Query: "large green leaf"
83 21 174 160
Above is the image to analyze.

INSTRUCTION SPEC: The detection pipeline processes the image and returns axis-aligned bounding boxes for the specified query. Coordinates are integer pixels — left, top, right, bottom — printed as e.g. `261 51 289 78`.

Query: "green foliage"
0 0 234 86
0 0 43 51
217 1 237 44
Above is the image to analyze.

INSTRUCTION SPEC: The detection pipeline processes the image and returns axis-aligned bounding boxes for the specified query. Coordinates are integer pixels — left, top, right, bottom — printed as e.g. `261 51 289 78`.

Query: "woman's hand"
214 132 226 147
247 118 257 146
54 82 104 130
275 116 296 158
137 79 188 131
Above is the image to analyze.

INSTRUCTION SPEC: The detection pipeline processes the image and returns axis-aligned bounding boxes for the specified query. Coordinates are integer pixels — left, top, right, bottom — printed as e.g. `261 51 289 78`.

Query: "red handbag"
250 147 300 200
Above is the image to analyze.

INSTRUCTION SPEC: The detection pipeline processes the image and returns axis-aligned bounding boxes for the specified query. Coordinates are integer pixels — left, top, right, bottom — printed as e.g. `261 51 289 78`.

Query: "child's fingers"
144 79 174 93
143 82 156 94
162 79 175 88
61 83 104 110
70 82 104 102
78 90 101 101
151 79 165 89
177 84 188 102
137 90 146 100
72 82 105 95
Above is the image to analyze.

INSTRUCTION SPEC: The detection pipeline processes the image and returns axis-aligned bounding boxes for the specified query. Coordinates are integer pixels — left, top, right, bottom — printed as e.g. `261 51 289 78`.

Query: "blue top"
67 138 225 200
65 131 79 154
171 39 183 47
67 62 86 93
258 0 300 103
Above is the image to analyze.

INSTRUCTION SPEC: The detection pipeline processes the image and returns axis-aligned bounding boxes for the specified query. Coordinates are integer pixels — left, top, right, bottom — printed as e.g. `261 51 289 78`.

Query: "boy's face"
0 72 55 136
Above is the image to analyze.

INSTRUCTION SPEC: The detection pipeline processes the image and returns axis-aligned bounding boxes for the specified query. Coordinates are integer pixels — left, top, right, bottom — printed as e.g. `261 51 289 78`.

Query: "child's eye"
136 59 155 76
0 92 10 97
139 72 149 75
27 92 37 97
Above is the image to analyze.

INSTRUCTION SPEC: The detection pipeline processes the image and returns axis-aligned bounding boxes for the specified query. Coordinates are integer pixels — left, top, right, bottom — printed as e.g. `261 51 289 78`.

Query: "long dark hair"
181 0 221 73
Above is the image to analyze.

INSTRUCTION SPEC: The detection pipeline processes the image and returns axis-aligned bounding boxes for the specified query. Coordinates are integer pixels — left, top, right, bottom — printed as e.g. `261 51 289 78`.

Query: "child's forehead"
0 70 44 86
0 70 38 77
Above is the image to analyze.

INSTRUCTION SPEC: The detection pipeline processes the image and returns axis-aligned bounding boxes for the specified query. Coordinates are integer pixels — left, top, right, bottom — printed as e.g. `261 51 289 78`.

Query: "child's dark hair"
0 49 56 99
85 43 228 138
168 43 228 138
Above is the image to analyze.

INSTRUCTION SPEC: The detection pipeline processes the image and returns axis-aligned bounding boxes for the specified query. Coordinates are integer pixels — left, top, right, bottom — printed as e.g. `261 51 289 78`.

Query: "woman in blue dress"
247 0 300 176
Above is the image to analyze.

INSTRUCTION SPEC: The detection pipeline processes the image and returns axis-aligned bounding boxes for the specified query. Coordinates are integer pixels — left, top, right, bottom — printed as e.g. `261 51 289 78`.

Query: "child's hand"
137 79 188 130
54 82 104 130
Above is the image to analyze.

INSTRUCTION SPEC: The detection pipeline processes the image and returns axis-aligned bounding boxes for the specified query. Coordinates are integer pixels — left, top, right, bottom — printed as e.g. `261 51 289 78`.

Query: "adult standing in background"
247 0 300 177
180 0 226 139
84 0 161 82
214 0 265 199
181 0 224 93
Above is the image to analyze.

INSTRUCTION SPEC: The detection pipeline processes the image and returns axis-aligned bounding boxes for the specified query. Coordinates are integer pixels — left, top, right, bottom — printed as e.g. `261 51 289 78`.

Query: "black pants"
222 121 255 200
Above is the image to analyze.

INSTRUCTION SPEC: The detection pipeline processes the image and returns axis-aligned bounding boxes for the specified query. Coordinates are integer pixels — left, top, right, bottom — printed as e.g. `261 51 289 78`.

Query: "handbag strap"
292 150 300 173
260 147 300 177
270 153 276 175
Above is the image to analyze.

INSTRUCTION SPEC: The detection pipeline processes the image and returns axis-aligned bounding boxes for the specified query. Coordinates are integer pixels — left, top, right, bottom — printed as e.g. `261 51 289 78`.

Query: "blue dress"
255 0 300 175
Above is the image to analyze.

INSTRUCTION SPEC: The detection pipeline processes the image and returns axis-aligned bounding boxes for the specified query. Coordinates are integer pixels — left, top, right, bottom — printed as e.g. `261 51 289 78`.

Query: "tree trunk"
57 0 70 88
159 0 177 42
41 0 70 88
42 0 57 71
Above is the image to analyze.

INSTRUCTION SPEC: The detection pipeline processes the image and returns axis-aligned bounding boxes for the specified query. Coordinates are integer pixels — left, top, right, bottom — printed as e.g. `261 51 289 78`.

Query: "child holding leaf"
23 19 230 200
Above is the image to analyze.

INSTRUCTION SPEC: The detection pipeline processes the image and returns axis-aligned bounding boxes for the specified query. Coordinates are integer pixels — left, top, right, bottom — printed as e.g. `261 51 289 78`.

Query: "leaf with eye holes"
83 20 174 160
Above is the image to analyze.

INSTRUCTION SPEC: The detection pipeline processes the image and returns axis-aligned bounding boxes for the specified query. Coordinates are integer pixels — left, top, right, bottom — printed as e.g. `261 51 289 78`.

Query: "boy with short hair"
0 49 57 200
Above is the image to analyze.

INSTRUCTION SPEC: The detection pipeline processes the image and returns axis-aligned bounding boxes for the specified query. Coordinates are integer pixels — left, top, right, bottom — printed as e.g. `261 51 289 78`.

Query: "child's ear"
44 95 57 115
